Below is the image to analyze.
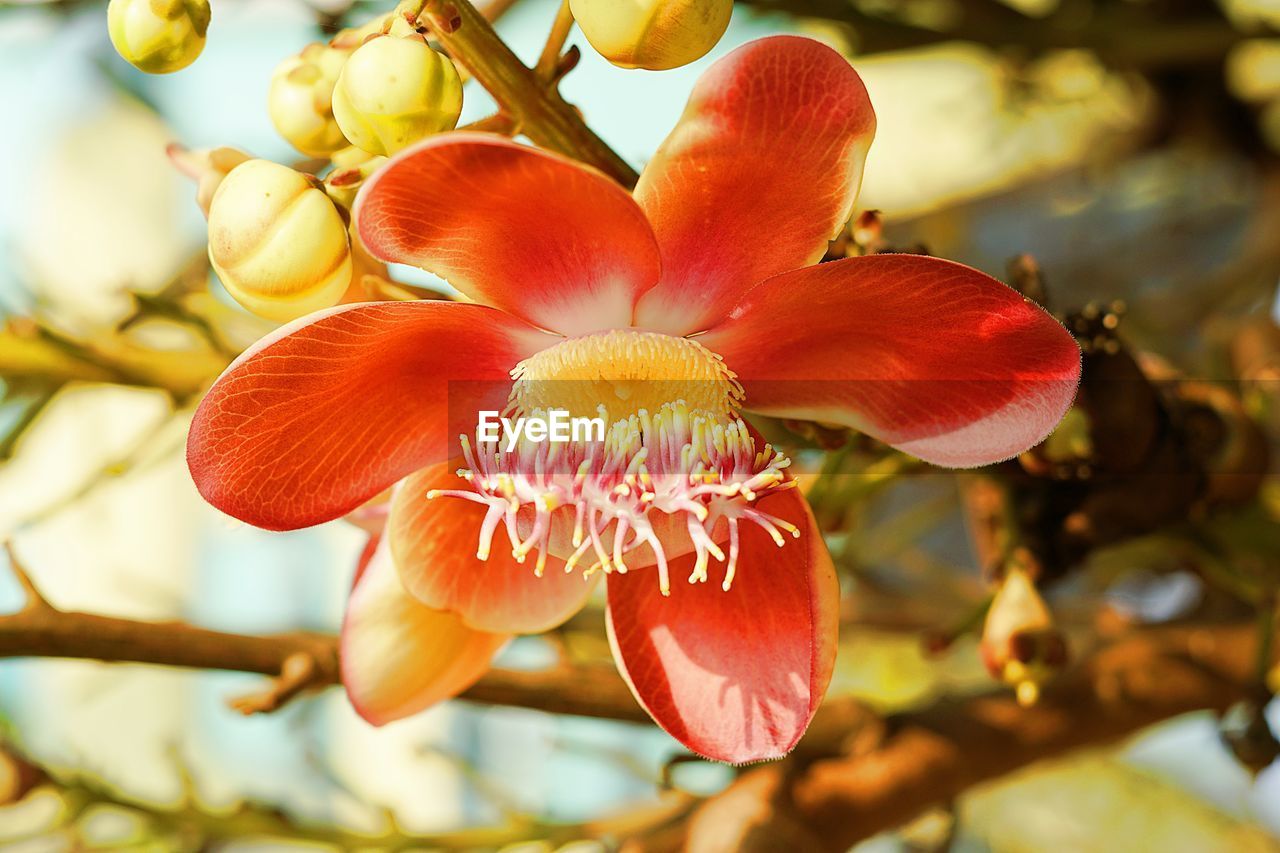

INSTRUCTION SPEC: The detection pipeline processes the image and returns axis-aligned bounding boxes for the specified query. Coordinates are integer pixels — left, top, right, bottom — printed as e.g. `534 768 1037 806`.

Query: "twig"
460 111 520 135
534 0 575 82
0 568 652 720
477 0 523 19
3 542 52 612
5 738 694 849
415 0 638 187
0 388 55 462
0 321 228 401
227 651 321 715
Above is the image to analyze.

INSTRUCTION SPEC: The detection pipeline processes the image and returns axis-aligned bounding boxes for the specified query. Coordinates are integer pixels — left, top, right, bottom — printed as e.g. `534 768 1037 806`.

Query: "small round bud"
268 43 352 157
107 0 210 74
323 149 386 211
569 0 732 71
206 160 352 322
331 35 463 157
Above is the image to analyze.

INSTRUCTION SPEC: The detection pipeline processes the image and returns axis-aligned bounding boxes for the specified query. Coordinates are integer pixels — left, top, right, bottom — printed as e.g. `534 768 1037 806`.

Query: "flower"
569 0 733 71
107 0 210 75
187 36 1081 763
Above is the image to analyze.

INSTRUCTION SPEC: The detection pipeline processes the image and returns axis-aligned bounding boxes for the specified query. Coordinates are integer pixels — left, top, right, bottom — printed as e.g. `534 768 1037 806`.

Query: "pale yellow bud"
331 35 463 157
569 0 732 71
206 160 352 322
268 43 352 157
107 0 210 74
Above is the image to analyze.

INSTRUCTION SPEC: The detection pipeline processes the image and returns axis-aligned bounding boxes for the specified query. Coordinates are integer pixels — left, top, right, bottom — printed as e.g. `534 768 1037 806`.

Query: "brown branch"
0 553 649 721
3 542 53 612
662 622 1263 852
417 0 638 187
0 546 1268 849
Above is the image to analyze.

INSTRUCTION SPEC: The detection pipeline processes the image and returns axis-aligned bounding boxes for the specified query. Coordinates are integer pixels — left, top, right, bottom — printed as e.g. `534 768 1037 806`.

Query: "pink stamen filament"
426 403 797 596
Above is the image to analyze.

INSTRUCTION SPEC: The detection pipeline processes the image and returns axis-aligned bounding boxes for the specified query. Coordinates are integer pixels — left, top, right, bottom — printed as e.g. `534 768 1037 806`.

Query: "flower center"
426 329 800 596
508 328 744 422
431 402 798 595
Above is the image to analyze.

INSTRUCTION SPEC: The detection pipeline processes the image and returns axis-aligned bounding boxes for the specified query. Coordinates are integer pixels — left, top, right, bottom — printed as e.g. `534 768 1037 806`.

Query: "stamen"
427 401 797 595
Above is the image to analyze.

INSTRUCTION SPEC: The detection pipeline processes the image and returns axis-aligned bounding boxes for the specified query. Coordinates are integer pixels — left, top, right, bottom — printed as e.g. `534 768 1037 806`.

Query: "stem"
460 111 519 134
0 552 653 721
534 0 575 81
1255 591 1276 688
419 0 638 187
0 324 228 400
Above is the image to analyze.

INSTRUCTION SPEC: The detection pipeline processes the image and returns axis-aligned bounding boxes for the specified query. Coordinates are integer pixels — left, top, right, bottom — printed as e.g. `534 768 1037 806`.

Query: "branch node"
3 541 54 613
227 651 321 716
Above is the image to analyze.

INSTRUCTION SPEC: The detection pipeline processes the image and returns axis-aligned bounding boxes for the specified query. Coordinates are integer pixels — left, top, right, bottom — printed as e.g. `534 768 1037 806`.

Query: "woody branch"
0 544 1266 848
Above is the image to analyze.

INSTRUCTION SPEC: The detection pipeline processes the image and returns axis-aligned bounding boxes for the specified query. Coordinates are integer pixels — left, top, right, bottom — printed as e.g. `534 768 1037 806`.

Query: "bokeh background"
1 0 1279 849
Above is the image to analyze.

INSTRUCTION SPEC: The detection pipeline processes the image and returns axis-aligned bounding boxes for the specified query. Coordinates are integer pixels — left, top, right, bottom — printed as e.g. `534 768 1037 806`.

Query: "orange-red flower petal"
355 133 662 336
605 488 838 764
632 35 876 335
341 535 508 726
187 301 551 531
389 463 598 634
701 255 1082 468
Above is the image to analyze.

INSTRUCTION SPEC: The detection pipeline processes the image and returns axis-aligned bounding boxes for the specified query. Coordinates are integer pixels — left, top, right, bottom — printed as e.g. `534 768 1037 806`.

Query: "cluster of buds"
162 9 464 322
268 13 462 160
150 0 738 322
979 560 1069 706
107 0 210 74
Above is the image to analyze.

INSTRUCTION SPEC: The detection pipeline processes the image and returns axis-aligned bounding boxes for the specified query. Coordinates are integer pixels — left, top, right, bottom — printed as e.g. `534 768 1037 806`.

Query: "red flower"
188 36 1080 763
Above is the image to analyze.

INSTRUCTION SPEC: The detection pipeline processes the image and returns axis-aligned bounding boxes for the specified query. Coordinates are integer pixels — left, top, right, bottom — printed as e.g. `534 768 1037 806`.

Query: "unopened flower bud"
980 564 1067 706
331 35 463 157
107 0 210 74
323 151 387 211
569 0 732 71
206 160 352 322
268 43 352 157
168 144 252 217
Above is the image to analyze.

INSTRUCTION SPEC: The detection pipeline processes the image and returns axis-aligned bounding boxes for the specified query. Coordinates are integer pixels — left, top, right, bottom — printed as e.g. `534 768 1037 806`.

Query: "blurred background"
0 0 1279 849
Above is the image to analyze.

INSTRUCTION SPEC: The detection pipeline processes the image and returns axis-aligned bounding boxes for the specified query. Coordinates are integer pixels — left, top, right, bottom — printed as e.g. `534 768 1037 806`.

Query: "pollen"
428 402 798 596
508 329 744 422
